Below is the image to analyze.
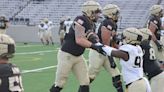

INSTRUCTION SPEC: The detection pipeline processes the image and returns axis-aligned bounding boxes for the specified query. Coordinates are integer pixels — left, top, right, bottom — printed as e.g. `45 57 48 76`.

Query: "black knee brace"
49 84 62 92
78 85 89 92
112 75 124 92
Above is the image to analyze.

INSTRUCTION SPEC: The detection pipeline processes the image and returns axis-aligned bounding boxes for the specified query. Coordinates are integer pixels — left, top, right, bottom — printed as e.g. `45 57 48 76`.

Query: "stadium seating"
0 0 160 29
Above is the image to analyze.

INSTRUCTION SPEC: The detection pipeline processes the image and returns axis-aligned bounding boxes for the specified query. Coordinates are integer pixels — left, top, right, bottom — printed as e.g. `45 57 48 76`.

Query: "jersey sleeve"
102 19 114 31
119 45 131 53
74 16 92 33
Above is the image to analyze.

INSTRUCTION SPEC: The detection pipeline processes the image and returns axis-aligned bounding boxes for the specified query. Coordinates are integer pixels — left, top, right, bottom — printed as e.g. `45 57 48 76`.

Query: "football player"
38 21 48 45
43 18 54 45
64 16 73 34
101 28 151 92
139 28 164 92
147 5 164 69
58 19 66 45
49 1 104 92
88 4 123 92
0 34 24 92
0 15 9 34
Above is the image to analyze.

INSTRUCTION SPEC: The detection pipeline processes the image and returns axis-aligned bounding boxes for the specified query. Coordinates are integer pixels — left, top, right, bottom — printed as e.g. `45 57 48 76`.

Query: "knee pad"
112 75 124 92
49 84 62 92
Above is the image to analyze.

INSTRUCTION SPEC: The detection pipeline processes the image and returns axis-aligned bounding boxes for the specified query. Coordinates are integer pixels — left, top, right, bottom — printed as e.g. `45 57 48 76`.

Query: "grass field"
12 43 122 92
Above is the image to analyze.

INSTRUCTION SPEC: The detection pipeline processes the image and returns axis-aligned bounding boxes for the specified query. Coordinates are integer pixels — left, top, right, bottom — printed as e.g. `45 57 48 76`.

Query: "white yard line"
22 65 57 74
15 48 60 55
16 45 44 47
15 50 56 55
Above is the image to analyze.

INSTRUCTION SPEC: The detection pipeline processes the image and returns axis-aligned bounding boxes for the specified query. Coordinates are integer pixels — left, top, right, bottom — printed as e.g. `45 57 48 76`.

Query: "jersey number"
134 56 142 68
149 48 156 60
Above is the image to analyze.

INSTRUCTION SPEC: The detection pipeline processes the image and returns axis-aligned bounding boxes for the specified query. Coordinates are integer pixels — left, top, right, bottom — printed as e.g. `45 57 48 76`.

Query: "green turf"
11 43 122 92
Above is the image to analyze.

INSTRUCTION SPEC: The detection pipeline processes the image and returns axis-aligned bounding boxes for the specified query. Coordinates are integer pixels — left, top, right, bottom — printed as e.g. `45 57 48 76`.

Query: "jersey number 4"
134 56 142 68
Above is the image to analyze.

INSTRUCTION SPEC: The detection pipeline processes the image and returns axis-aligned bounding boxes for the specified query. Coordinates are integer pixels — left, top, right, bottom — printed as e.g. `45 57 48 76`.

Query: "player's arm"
101 26 112 46
74 21 92 48
148 20 159 41
103 46 129 61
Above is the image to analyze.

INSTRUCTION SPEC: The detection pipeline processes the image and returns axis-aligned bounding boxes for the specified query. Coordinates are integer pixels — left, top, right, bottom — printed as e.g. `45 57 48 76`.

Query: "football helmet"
103 4 120 22
0 34 15 58
82 0 101 19
150 5 163 17
43 18 49 24
0 15 9 30
139 28 152 41
122 27 143 44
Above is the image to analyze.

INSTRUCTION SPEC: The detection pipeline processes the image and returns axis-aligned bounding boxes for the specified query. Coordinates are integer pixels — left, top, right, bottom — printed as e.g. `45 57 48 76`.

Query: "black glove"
90 43 106 55
155 40 162 51
108 56 117 68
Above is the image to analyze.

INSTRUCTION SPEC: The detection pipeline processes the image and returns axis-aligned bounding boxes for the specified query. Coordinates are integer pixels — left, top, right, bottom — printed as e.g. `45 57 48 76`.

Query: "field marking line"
22 65 57 74
15 50 56 55
16 45 44 47
15 48 60 55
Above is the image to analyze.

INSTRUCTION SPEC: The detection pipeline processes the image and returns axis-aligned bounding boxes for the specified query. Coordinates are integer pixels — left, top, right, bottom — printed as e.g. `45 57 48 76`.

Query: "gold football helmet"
139 28 152 41
0 34 15 58
103 4 120 22
123 27 143 44
150 5 163 17
82 0 101 19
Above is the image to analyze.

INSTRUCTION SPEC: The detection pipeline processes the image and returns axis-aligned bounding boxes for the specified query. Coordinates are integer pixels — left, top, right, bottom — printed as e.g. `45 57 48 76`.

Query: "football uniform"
45 21 53 38
55 15 94 88
89 17 120 80
140 40 164 92
147 15 164 63
64 20 73 33
38 23 48 39
0 63 23 92
119 44 150 92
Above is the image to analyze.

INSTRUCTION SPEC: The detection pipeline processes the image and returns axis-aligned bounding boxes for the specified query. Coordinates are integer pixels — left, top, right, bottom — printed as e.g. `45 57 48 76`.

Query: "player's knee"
49 84 62 92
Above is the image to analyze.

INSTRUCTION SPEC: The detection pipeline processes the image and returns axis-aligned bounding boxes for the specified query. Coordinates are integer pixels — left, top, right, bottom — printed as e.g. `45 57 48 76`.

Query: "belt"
126 78 142 88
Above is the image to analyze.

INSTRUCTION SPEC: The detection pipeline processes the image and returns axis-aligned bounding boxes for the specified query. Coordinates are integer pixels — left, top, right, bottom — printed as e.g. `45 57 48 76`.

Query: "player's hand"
155 40 163 51
90 43 106 55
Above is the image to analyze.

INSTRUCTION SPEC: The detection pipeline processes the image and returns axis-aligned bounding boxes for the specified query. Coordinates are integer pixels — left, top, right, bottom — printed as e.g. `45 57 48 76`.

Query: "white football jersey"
119 44 144 85
38 23 48 32
64 20 73 33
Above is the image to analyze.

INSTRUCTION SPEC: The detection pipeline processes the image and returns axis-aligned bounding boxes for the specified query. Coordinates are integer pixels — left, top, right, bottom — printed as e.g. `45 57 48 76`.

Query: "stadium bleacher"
0 0 161 29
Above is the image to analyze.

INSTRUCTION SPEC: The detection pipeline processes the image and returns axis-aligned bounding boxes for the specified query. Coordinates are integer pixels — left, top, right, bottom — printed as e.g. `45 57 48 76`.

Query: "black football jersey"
148 15 162 40
97 18 117 43
61 15 95 56
0 63 23 92
140 40 163 80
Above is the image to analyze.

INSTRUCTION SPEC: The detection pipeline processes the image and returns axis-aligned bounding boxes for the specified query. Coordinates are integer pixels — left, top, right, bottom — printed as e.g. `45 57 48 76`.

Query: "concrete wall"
6 25 60 43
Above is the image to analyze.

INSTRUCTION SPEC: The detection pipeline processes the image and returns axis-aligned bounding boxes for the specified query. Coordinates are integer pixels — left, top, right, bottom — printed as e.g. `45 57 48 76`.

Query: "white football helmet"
103 4 120 22
150 5 163 17
0 34 15 58
139 28 152 41
82 0 101 18
123 27 143 44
